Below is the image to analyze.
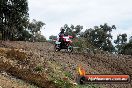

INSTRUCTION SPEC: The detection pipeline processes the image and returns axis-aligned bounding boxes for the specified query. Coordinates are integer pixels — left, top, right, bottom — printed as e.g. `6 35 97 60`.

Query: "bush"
72 38 83 52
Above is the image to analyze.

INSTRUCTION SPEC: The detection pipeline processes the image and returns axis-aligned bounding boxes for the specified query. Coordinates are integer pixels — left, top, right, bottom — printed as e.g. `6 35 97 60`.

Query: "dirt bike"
54 35 73 52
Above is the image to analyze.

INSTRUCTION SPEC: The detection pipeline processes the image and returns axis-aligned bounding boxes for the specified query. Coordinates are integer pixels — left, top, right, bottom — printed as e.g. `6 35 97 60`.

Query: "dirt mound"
0 71 38 88
0 41 132 88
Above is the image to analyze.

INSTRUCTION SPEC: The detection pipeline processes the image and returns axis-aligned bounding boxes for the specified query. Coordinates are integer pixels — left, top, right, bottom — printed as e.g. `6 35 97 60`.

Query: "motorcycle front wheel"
54 44 61 52
67 46 73 52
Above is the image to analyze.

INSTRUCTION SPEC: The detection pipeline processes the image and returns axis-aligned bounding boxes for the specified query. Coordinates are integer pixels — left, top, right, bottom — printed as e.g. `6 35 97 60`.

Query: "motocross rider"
58 28 65 46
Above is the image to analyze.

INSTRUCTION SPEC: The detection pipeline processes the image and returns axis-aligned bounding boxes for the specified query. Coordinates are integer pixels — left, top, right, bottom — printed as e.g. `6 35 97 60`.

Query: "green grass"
54 78 73 88
76 84 101 88
33 65 43 72
64 71 73 79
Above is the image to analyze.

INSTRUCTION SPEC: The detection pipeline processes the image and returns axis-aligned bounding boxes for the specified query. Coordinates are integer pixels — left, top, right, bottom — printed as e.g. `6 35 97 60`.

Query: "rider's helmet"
59 27 65 38
60 27 65 32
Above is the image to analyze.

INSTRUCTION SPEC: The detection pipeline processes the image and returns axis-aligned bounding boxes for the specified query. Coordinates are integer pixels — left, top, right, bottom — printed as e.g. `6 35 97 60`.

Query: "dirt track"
0 41 132 88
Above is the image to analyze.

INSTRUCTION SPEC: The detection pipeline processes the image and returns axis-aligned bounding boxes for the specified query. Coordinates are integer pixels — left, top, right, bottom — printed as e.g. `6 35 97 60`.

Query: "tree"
28 19 45 42
49 35 57 41
121 42 132 55
114 33 127 54
129 36 132 43
0 0 29 40
62 24 83 38
35 33 46 42
83 23 115 52
15 29 32 41
116 35 132 55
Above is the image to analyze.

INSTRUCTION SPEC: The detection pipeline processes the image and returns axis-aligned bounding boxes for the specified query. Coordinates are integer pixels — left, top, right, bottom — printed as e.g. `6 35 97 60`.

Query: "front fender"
55 41 61 44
